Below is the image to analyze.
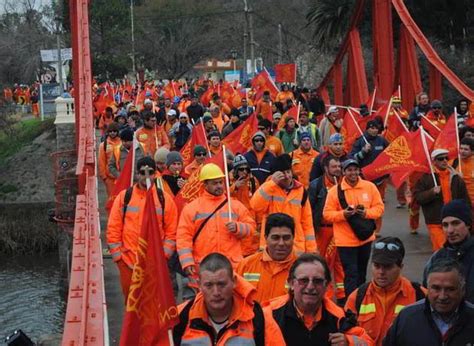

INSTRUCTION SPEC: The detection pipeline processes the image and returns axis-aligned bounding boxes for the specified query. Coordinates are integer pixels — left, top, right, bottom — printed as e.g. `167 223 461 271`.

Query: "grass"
0 117 55 164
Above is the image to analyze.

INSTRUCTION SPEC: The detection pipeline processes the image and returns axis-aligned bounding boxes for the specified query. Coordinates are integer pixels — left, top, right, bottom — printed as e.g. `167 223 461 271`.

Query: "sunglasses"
139 169 155 175
108 130 118 133
435 156 449 161
237 167 250 172
432 107 442 110
253 139 265 143
195 153 207 157
374 242 400 251
294 277 326 287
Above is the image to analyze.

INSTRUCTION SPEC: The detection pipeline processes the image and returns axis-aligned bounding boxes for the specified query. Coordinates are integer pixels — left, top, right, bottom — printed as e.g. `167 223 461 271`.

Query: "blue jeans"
338 242 372 296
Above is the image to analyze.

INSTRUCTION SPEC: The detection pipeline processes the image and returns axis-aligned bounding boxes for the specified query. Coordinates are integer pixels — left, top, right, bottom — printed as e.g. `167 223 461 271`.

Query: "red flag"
384 109 409 143
362 130 432 188
200 86 216 107
180 121 208 167
105 147 134 210
343 109 374 152
251 69 279 101
421 115 442 139
277 106 299 131
274 63 296 83
174 154 225 213
432 112 458 159
222 113 259 154
120 188 178 345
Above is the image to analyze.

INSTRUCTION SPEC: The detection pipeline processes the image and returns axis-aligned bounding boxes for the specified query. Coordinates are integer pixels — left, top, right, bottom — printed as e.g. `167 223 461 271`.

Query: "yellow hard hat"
199 163 225 181
392 96 402 103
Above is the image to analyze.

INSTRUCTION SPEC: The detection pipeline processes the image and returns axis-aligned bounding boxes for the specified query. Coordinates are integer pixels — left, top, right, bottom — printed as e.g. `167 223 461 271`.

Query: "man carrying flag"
413 148 470 251
107 157 178 299
176 163 256 283
119 158 179 345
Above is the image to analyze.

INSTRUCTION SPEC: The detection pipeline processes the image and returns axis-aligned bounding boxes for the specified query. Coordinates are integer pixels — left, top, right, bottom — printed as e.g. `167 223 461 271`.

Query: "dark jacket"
244 149 275 185
413 172 470 224
186 104 204 123
350 133 389 185
423 237 474 303
308 175 328 233
408 104 431 130
383 299 474 346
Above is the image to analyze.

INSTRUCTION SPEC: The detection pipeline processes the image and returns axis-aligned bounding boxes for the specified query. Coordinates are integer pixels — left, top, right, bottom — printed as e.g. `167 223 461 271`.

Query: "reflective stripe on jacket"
323 177 384 247
106 184 178 267
176 191 256 270
250 179 316 255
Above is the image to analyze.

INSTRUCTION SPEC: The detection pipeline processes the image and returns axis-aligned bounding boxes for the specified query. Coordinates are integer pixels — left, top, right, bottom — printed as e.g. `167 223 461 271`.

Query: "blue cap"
329 133 344 144
300 132 312 141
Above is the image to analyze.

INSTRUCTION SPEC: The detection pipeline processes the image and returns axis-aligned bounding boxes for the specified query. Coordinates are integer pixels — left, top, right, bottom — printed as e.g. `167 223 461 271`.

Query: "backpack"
173 298 265 346
122 182 165 226
354 281 425 314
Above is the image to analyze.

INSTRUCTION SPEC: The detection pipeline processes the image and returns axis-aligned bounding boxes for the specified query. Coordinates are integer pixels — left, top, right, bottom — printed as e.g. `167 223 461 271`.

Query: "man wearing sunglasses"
345 237 426 345
413 148 470 251
243 131 275 185
107 157 178 299
236 212 297 303
184 145 207 176
265 254 373 345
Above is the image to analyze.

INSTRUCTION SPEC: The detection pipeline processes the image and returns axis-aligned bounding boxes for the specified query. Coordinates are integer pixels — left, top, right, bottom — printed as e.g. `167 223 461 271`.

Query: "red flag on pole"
432 111 458 159
174 154 225 213
342 108 372 151
180 121 208 167
251 69 279 101
120 188 179 345
384 109 409 143
274 63 297 83
222 113 259 154
362 130 432 188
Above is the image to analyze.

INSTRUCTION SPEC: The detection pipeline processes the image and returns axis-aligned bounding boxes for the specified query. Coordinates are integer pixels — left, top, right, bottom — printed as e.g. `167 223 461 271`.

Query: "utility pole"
278 24 282 64
243 0 255 77
56 0 64 93
130 0 136 73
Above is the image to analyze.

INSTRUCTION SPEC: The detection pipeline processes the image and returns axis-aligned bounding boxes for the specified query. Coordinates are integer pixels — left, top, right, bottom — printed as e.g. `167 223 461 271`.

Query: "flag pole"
168 330 175 346
393 109 409 132
347 107 369 145
369 87 377 113
420 126 438 187
130 133 137 186
383 97 393 128
454 107 462 172
222 145 232 222
294 102 301 143
420 114 442 132
200 117 212 158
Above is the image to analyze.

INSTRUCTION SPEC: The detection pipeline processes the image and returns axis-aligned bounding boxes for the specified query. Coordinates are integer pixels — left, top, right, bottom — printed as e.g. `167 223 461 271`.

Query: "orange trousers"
116 260 133 301
426 224 446 251
375 180 388 235
408 174 422 231
319 226 345 299
396 182 407 204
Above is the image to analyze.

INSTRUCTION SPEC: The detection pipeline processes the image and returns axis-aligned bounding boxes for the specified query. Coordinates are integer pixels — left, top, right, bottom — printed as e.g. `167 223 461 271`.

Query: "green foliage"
306 0 355 51
0 118 55 164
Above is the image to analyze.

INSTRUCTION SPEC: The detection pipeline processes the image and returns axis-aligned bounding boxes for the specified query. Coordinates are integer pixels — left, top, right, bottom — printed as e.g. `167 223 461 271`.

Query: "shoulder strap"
301 188 308 206
193 198 228 243
173 298 195 345
337 184 348 209
355 282 370 314
410 281 426 301
122 186 134 224
252 302 265 346
104 135 108 151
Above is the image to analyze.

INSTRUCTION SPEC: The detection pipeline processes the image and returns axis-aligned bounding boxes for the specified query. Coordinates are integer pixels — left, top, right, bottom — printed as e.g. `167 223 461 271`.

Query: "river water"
0 254 65 343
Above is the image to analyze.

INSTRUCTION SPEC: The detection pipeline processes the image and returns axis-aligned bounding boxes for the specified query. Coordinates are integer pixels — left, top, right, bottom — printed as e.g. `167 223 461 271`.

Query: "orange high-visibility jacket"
250 179 317 255
323 177 384 247
345 277 426 346
106 184 178 268
236 248 296 303
175 275 285 345
98 136 121 180
176 190 256 270
264 294 375 346
135 125 170 157
291 147 320 188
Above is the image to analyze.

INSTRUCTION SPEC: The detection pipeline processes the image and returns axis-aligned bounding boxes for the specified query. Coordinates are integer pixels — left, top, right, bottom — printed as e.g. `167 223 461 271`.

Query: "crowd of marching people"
99 77 474 345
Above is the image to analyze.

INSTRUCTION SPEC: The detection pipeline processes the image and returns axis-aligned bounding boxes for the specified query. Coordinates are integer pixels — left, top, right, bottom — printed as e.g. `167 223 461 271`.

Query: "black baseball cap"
372 236 405 265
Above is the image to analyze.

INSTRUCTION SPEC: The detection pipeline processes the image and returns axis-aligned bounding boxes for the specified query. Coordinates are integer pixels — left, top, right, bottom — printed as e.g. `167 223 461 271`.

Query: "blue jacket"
244 149 275 185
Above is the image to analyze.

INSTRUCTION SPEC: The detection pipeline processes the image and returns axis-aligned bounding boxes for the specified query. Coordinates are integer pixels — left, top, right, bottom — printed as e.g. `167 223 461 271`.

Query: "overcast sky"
0 0 52 14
